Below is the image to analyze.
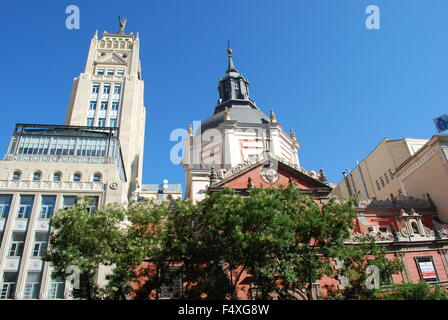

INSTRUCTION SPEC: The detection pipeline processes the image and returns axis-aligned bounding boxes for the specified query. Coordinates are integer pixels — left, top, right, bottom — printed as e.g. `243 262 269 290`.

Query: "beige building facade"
0 22 152 299
64 29 146 195
395 134 448 223
332 138 428 201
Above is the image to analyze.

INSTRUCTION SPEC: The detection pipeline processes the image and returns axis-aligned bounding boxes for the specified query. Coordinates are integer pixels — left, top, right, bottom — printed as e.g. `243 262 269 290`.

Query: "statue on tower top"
118 16 128 34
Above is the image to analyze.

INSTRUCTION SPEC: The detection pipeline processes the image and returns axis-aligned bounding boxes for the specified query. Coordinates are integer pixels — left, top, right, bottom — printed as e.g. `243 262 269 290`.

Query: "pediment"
96 53 127 65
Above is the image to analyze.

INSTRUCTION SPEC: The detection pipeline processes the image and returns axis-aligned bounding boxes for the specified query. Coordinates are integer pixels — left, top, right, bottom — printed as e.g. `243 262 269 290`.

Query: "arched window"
12 170 21 181
120 41 125 49
33 171 42 181
113 41 118 48
73 172 81 182
53 172 62 182
100 40 105 48
107 41 112 48
93 173 102 182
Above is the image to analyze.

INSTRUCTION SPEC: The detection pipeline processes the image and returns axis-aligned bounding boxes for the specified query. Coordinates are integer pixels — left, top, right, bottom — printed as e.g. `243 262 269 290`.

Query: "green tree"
384 282 448 300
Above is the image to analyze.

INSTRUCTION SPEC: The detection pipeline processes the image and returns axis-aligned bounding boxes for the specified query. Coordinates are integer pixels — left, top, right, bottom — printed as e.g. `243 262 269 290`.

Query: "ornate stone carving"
110 182 118 190
348 230 394 242
260 166 279 184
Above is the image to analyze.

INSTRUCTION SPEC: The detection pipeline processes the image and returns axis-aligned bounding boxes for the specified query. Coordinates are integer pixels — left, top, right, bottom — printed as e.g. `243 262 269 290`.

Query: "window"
111 101 119 110
9 232 25 256
159 266 182 299
39 196 56 219
53 172 61 182
17 195 34 219
411 222 419 234
0 195 12 219
380 177 385 188
96 69 104 75
109 118 117 128
100 101 108 110
98 118 106 127
0 273 18 299
23 272 42 299
384 173 389 184
113 84 121 94
89 101 97 110
107 70 114 76
415 256 438 282
103 84 110 94
73 173 81 182
376 180 381 191
12 170 21 181
389 169 394 180
87 197 99 214
33 171 41 181
48 276 65 299
62 196 77 210
32 233 48 257
86 118 94 127
93 173 102 182
92 84 99 94
116 70 124 76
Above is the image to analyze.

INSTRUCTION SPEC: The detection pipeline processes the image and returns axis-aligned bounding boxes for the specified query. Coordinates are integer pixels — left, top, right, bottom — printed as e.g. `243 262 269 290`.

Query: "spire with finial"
270 110 277 123
188 124 193 137
93 30 98 40
226 40 238 73
290 129 296 140
223 107 231 120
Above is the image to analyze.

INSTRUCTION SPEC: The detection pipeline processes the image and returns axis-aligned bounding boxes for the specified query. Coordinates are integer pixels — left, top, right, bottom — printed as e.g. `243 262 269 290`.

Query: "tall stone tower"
65 18 146 195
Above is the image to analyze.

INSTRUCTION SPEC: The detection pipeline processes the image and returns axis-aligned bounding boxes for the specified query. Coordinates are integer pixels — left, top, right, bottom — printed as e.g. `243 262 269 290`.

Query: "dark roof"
200 105 270 133
22 128 111 138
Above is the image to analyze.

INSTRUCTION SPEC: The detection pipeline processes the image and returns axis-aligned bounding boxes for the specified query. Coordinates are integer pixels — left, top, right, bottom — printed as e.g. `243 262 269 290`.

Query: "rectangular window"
415 256 439 282
107 70 114 76
98 118 106 127
32 233 48 257
86 118 94 127
103 84 110 94
109 118 117 128
48 276 65 299
384 173 389 184
116 70 125 76
0 272 18 299
87 197 99 214
96 69 104 75
62 196 77 210
100 101 108 110
113 84 121 94
9 232 25 256
92 84 100 94
111 101 119 111
17 195 34 219
23 272 42 299
159 266 182 299
39 196 56 219
0 195 12 219
89 101 97 110
380 177 385 188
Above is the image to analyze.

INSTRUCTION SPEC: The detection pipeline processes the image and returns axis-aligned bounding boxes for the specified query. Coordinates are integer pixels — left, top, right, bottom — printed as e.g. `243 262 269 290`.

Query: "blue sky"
0 0 446 188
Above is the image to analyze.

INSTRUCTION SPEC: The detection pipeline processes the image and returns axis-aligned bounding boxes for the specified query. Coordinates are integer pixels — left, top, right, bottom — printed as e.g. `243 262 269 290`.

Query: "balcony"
4 257 21 271
28 257 43 271
0 180 104 192
13 219 28 231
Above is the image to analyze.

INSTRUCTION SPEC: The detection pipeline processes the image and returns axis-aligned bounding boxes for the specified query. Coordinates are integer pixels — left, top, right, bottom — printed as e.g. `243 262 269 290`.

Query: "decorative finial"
93 30 98 40
227 40 232 55
223 107 231 120
270 110 277 123
209 167 217 184
118 16 128 34
188 124 193 137
247 177 254 189
319 169 328 183
290 128 296 140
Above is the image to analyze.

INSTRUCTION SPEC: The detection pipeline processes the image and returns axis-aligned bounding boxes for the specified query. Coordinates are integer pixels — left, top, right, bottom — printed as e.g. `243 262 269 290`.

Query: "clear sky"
0 0 446 188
